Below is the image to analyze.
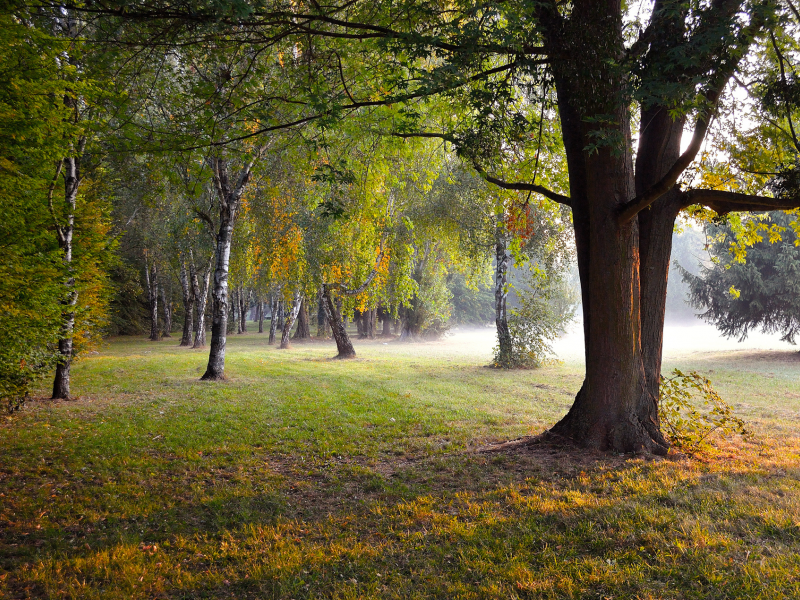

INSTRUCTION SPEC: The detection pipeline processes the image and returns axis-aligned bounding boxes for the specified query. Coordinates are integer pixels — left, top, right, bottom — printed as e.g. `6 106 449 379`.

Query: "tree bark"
322 285 356 358
51 156 79 400
230 288 239 334
354 309 366 338
202 154 257 380
179 259 194 346
239 288 248 333
145 256 160 342
276 300 285 332
293 296 311 339
494 228 512 367
382 314 391 336
280 291 303 349
316 293 329 337
192 252 212 349
160 281 173 338
268 295 279 344
543 8 669 453
258 300 264 333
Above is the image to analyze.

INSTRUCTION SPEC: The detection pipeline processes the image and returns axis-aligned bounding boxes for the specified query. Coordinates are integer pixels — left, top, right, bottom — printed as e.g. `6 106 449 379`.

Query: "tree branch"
681 188 800 215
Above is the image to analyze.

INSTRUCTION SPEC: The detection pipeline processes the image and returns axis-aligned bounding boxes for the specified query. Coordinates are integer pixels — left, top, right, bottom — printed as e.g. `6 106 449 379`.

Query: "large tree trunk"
202 155 256 380
145 257 160 342
160 281 173 338
268 295 279 344
493 228 512 367
51 156 79 400
544 10 668 454
279 291 303 349
293 297 311 340
367 308 376 339
179 259 194 347
322 285 356 358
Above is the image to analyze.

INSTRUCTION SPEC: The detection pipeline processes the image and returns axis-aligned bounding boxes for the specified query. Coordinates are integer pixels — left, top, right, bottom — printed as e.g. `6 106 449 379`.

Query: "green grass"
1 329 799 599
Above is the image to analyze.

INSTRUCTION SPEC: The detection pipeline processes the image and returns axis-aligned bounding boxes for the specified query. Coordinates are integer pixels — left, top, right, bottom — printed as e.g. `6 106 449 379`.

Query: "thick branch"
681 189 800 215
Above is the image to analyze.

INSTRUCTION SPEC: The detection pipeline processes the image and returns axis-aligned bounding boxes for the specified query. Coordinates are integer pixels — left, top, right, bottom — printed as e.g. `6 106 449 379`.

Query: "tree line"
1 0 799 453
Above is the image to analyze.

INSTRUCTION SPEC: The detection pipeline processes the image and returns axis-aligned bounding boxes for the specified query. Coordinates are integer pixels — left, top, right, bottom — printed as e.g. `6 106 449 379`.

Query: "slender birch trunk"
51 157 79 399
240 289 248 333
179 259 194 347
268 295 279 344
160 282 173 338
192 252 212 348
145 256 160 342
322 285 356 358
258 300 265 333
280 291 303 349
494 228 513 367
202 153 258 380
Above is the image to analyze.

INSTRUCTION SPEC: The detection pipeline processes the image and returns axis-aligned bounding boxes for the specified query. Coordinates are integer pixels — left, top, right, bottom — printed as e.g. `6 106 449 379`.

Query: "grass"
1 327 799 599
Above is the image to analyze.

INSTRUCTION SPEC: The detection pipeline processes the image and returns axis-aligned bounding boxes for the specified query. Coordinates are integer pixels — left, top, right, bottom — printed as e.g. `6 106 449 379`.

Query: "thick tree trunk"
160 282 173 338
494 229 513 367
544 16 669 453
382 315 391 336
280 292 303 349
322 285 356 358
145 257 160 342
51 157 79 400
179 259 194 347
202 155 256 380
293 297 311 340
367 308 376 339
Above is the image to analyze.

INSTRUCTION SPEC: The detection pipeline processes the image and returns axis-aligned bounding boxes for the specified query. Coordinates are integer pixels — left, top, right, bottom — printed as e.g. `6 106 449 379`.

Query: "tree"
45 0 800 451
682 211 800 342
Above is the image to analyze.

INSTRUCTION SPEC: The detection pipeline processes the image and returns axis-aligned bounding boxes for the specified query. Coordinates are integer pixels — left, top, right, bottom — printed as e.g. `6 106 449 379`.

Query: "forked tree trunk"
494 229 512 367
145 257 160 342
202 154 257 380
279 292 303 349
322 285 356 358
51 156 79 400
293 297 311 340
160 283 173 338
543 10 670 453
179 259 194 347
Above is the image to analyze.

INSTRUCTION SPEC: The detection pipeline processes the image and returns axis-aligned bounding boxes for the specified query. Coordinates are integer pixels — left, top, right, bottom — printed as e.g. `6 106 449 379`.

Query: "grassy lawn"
1 328 799 599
